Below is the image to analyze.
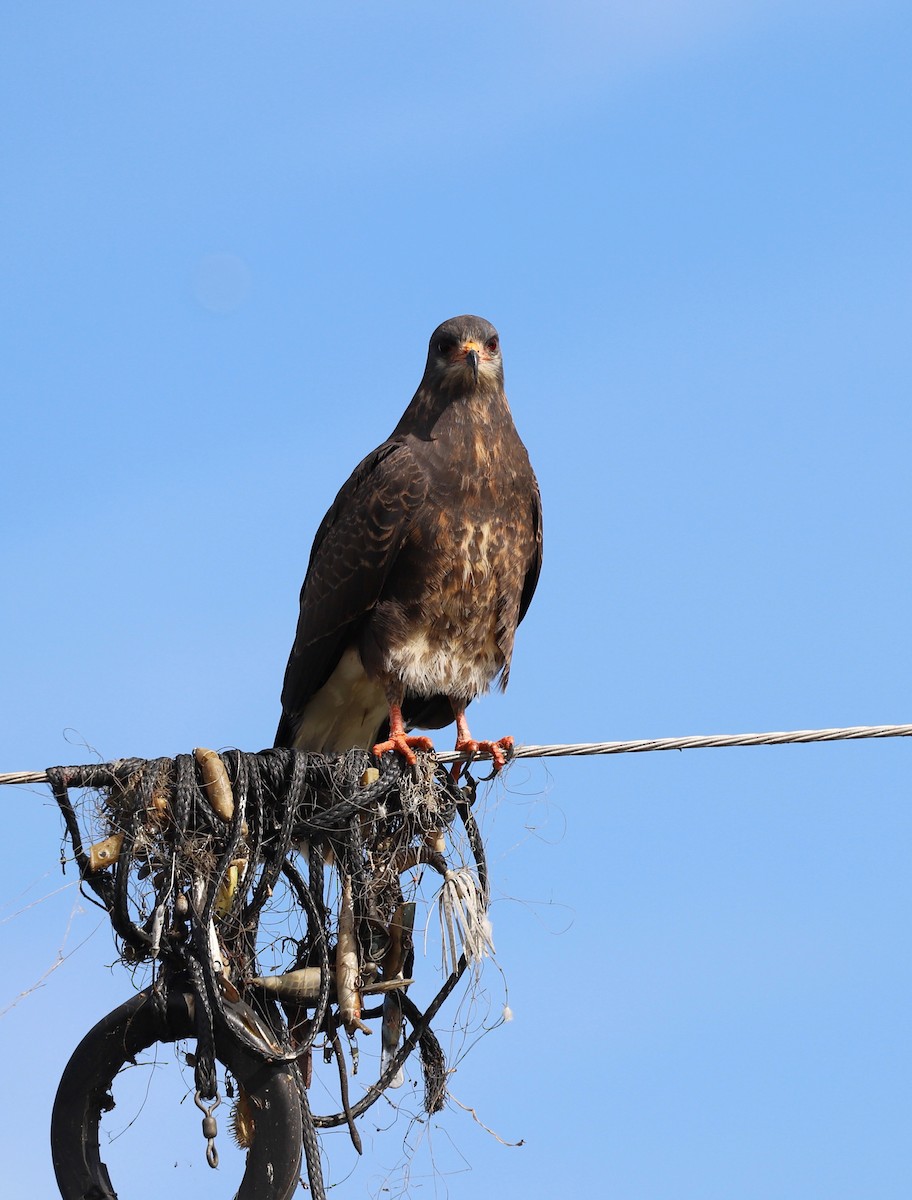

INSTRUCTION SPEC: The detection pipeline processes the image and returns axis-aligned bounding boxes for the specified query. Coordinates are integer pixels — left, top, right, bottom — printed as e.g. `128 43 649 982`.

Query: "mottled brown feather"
275 315 542 752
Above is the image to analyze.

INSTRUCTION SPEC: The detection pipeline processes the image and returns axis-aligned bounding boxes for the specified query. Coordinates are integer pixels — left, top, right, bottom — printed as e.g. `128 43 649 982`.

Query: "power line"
1 722 909 787
437 722 912 761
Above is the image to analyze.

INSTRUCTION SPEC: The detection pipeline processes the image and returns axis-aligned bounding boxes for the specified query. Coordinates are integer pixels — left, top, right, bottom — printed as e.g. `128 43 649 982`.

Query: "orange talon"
488 735 515 769
451 712 514 780
372 732 434 765
373 701 434 765
471 736 513 771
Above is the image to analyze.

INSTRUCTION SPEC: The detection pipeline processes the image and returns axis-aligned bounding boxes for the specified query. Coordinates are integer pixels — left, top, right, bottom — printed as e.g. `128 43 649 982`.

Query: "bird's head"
424 315 503 392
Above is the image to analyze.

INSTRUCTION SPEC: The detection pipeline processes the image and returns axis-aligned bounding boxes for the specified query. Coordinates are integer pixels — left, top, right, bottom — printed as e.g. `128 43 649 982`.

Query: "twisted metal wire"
6 723 910 789
435 722 912 761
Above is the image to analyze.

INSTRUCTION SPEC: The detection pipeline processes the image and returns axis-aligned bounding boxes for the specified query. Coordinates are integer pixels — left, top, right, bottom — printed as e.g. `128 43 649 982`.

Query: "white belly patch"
384 519 505 700
384 630 500 700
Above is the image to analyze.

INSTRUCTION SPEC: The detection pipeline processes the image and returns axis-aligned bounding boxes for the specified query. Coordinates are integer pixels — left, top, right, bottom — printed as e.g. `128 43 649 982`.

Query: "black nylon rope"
50 749 489 1199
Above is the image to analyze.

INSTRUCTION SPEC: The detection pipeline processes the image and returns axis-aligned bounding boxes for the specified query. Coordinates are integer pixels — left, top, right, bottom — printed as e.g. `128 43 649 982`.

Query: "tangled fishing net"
47 747 492 1198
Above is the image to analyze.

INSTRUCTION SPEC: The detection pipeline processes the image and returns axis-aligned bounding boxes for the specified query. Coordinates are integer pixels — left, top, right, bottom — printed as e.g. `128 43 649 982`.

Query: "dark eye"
437 338 455 355
485 336 499 354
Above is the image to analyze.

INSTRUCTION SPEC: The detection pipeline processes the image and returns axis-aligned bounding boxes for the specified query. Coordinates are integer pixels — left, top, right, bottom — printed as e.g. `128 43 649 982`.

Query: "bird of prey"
274 314 542 769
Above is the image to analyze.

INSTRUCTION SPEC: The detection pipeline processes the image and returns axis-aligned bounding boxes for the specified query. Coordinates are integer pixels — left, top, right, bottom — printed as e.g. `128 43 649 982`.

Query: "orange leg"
372 703 435 766
451 710 514 780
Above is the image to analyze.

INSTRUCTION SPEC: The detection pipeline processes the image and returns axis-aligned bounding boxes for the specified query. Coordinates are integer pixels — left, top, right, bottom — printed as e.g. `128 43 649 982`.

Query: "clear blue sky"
2 3 910 1197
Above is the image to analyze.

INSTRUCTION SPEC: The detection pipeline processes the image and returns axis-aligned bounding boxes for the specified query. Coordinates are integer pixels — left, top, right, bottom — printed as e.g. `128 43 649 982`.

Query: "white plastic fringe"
437 866 494 975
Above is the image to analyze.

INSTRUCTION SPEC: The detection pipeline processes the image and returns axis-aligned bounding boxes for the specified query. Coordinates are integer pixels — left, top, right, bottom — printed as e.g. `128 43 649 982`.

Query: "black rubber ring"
50 988 304 1200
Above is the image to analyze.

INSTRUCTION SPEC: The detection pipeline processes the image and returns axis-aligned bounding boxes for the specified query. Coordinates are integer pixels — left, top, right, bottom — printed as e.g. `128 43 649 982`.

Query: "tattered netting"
47 748 491 1192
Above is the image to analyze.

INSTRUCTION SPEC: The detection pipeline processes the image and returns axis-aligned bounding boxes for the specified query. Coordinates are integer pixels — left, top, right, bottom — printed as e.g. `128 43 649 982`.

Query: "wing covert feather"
278 441 428 723
518 476 543 626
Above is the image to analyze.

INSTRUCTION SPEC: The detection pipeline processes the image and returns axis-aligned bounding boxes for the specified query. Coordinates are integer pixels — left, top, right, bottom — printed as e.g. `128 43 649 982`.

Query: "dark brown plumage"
274 315 542 767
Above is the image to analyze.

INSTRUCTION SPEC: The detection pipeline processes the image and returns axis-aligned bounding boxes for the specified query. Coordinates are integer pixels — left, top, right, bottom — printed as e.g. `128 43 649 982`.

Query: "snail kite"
274 315 542 768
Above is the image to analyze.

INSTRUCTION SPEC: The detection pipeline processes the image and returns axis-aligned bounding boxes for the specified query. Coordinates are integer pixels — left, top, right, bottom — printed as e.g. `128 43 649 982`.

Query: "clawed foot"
372 732 435 766
451 734 514 781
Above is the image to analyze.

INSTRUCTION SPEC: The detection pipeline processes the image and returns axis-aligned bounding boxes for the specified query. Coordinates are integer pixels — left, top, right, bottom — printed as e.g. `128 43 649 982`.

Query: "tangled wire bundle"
47 748 490 1200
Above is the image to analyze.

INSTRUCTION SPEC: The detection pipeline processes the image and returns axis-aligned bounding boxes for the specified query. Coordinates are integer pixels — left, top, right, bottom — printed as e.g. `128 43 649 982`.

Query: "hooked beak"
463 343 480 384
